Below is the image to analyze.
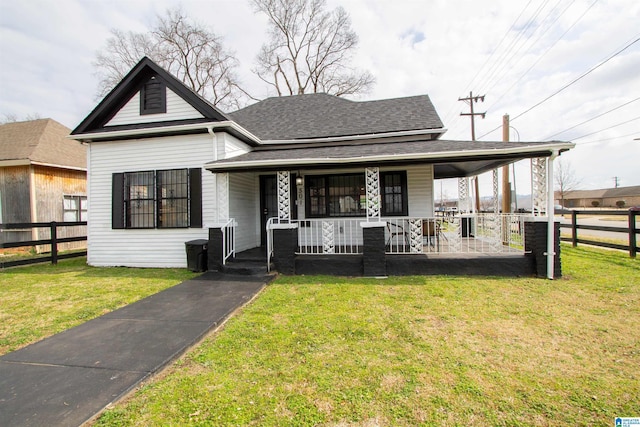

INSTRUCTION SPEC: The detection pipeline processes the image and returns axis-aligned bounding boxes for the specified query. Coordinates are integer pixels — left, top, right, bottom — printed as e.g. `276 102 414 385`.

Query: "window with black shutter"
140 76 166 115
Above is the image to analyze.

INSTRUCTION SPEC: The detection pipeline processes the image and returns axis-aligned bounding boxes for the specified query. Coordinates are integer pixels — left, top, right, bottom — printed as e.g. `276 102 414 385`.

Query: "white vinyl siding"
217 132 252 160
229 172 260 252
87 133 214 267
106 89 204 126
405 164 434 217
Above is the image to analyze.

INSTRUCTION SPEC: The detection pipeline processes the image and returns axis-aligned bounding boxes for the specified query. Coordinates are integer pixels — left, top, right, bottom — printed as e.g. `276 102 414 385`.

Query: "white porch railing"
266 214 527 259
221 219 236 265
297 218 363 254
384 214 527 254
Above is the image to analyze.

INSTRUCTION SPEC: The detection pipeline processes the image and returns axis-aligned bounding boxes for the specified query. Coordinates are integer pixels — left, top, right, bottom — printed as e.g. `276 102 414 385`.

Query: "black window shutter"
189 168 202 228
112 173 125 229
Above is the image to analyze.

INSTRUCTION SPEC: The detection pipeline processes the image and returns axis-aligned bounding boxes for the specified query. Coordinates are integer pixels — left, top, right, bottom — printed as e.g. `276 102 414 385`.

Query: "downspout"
546 150 559 279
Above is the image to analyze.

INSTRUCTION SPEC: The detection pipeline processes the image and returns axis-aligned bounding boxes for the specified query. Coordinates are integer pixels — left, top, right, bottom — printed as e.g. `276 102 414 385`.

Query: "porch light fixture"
295 174 303 186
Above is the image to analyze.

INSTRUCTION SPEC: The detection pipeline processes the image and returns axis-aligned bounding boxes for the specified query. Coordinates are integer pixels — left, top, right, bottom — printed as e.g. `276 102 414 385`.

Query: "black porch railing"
0 221 87 268
558 209 639 258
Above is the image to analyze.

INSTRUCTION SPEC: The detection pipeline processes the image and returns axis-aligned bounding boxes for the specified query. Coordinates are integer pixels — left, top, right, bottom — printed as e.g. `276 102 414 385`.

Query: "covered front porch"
205 138 572 278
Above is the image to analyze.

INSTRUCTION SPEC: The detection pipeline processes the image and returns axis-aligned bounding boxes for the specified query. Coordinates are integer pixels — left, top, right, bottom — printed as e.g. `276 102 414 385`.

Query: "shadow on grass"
1 257 198 281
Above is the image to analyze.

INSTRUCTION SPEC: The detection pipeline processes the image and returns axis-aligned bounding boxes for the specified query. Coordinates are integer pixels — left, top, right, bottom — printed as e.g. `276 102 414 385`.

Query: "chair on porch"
386 221 409 249
422 219 441 251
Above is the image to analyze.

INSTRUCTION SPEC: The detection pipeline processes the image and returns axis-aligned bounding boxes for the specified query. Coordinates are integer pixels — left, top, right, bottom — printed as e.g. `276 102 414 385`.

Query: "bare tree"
251 0 374 97
554 158 582 207
93 8 246 110
1 112 42 124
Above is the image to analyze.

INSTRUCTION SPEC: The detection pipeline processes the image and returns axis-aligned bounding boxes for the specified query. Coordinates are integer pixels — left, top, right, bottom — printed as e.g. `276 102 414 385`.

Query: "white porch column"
458 177 470 213
277 170 290 221
531 158 548 216
365 167 381 220
492 169 500 214
216 172 229 221
546 151 559 279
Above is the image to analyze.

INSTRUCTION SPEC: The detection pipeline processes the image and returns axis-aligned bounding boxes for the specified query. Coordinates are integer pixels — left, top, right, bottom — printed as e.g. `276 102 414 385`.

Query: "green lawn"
94 246 639 426
0 258 197 355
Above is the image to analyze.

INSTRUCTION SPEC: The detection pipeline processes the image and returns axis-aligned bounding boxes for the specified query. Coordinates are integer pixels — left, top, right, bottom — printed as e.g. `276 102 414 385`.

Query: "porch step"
221 260 268 276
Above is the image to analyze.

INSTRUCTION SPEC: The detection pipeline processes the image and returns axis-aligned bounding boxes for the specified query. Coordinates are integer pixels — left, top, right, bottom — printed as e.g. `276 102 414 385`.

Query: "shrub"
591 200 600 207
616 200 626 208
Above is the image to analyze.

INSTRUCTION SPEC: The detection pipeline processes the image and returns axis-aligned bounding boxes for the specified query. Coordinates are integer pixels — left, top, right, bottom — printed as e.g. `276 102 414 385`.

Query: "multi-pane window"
123 169 189 229
305 172 406 218
125 171 156 228
63 195 87 222
157 169 189 228
381 172 407 216
307 176 327 217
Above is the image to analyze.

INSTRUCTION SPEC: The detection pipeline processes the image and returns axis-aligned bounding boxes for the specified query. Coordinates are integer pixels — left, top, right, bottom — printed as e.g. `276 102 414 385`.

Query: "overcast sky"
1 0 638 196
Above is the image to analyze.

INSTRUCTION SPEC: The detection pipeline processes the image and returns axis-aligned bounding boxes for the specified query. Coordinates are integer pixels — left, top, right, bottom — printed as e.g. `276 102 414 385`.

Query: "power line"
477 35 640 139
479 0 568 96
543 97 640 139
571 116 640 141
485 0 597 114
477 0 550 96
577 131 639 145
440 1 535 127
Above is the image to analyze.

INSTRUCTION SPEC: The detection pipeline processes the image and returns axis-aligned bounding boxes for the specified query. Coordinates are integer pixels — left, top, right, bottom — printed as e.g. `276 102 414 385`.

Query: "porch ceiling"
205 139 573 178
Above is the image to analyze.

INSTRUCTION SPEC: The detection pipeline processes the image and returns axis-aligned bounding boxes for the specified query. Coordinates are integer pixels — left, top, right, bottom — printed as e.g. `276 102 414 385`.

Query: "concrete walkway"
0 271 271 427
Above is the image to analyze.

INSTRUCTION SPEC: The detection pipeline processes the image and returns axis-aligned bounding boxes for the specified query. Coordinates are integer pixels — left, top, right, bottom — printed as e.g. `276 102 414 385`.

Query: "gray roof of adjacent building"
0 119 86 170
564 185 640 199
228 93 444 141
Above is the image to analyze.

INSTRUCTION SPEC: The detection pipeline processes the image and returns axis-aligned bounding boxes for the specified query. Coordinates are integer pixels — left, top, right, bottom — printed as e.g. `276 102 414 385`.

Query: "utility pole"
459 91 486 211
613 176 620 188
502 114 511 213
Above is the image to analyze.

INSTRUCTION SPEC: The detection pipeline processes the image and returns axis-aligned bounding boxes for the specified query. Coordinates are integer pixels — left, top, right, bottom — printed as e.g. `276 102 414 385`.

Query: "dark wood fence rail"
0 221 87 268
558 209 638 258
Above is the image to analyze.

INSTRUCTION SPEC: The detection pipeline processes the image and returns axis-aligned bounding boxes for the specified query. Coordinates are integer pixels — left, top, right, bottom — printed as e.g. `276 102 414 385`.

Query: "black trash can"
185 239 208 272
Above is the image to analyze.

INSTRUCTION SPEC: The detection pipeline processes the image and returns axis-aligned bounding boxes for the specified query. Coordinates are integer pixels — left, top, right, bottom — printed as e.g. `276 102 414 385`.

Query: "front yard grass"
95 245 639 426
0 258 197 355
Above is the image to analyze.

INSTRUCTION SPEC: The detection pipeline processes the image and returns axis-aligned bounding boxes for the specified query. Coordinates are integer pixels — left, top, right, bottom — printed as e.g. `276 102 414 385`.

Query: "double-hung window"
63 195 87 222
112 168 202 229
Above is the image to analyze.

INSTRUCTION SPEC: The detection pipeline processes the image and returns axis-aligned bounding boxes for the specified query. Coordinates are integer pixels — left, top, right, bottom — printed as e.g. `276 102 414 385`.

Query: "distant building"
0 119 87 248
558 185 640 208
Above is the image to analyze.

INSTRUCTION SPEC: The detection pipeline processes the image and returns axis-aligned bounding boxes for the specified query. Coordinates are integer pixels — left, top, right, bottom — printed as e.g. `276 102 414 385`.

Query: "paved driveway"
0 272 271 427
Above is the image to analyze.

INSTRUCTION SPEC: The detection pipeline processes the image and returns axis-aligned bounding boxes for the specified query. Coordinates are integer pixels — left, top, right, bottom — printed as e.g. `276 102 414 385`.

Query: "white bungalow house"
70 57 573 278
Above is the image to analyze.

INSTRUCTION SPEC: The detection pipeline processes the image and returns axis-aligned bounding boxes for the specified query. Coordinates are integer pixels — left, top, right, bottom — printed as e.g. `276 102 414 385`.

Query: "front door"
260 175 277 246
260 174 298 246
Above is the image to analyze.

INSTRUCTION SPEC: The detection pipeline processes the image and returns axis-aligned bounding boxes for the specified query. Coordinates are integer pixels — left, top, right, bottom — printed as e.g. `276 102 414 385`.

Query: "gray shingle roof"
228 93 444 141
0 119 86 169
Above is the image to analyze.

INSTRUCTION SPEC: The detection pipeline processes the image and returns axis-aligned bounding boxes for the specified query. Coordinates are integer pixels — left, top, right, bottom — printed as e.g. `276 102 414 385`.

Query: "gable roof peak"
72 56 230 136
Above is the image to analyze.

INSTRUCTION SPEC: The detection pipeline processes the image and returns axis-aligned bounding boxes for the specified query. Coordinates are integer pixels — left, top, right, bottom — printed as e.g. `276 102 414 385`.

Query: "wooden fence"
558 209 638 258
0 221 87 268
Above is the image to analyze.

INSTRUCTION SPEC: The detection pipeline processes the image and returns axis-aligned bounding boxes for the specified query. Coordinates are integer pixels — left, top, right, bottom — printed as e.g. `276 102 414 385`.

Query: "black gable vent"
140 76 166 115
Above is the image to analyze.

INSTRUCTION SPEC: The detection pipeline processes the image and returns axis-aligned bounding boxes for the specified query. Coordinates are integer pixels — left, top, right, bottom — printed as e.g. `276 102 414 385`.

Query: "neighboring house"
0 119 87 248
558 186 640 208
70 57 572 277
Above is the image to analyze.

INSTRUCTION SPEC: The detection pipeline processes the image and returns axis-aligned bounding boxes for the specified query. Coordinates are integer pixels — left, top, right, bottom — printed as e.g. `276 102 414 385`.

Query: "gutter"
205 141 575 171
259 128 448 144
68 121 261 145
